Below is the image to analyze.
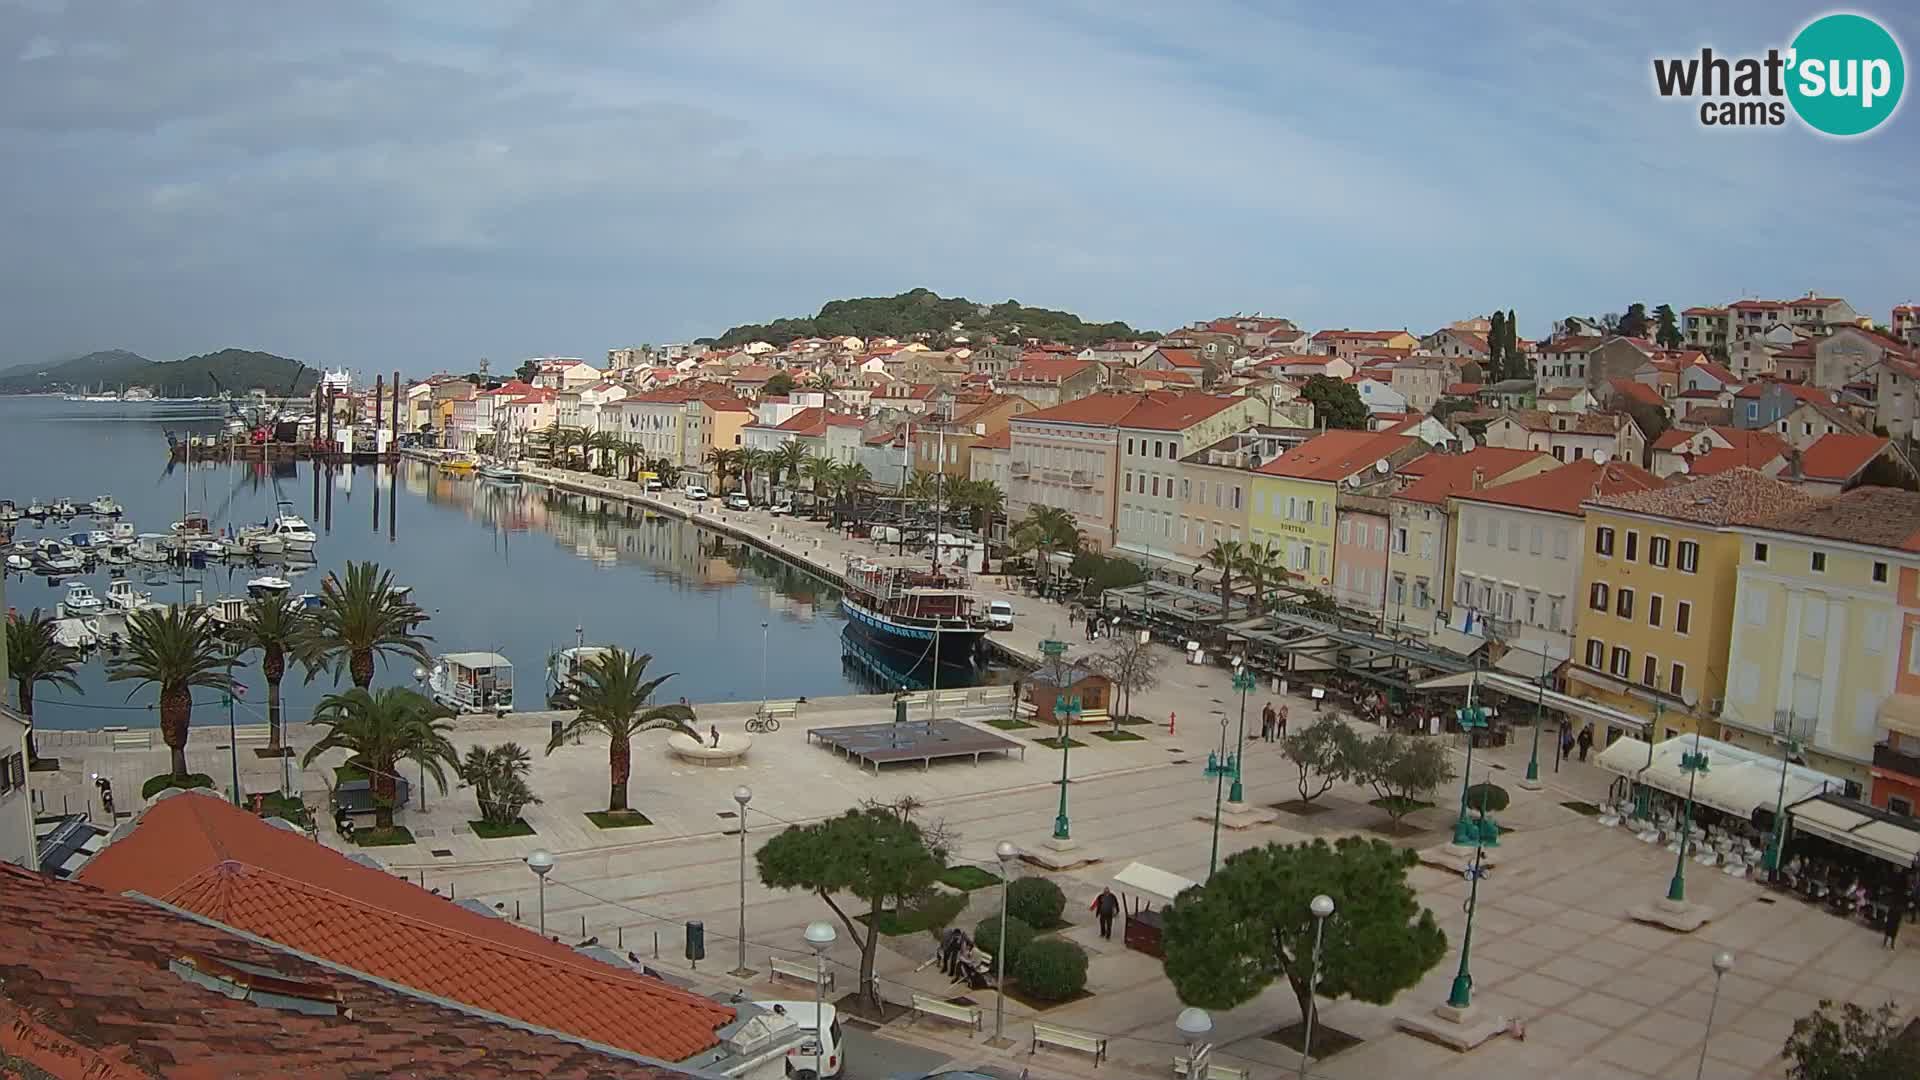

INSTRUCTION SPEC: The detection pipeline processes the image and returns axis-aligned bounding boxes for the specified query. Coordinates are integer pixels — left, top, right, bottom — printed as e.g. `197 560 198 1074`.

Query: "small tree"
1088 632 1161 729
1300 374 1369 430
1784 1001 1911 1080
1282 717 1361 804
1013 938 1089 1001
758 807 947 1005
975 914 1037 970
460 742 542 827
1464 782 1509 815
1162 837 1446 1035
1006 876 1066 929
1353 734 1455 825
1653 303 1683 349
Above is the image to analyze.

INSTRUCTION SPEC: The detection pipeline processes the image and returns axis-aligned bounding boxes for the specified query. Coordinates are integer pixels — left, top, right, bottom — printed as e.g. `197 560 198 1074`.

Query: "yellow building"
1249 430 1417 588
1568 469 1820 743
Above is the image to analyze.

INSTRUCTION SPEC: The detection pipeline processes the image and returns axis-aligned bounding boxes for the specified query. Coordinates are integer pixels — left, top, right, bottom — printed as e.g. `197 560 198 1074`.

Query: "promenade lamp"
1229 657 1257 804
803 921 837 1071
993 841 1018 1042
759 621 771 717
731 786 754 977
1452 675 1492 847
1764 724 1806 878
526 849 554 937
1522 644 1551 786
1446 783 1495 1012
1053 691 1081 841
1667 733 1711 904
1176 1008 1214 1080
1203 712 1237 879
1695 951 1735 1080
1300 894 1336 1080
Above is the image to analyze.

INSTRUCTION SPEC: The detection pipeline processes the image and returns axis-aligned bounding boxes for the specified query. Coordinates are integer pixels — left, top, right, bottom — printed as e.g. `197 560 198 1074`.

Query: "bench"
231 724 271 744
769 956 833 991
111 731 152 751
1172 1057 1249 1080
934 689 970 707
909 992 982 1031
1032 1022 1108 1065
1014 700 1039 719
1076 709 1111 727
898 692 930 708
973 685 1015 706
757 700 801 721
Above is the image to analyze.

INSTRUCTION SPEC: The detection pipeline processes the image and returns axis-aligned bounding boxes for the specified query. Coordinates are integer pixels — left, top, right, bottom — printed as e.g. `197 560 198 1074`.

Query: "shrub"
974 914 1036 969
1465 782 1509 814
143 772 215 800
1013 937 1089 1001
1006 876 1067 928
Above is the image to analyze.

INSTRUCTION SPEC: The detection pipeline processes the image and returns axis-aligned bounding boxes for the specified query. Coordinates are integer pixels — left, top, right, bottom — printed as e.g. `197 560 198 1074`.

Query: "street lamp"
1203 711 1236 878
526 848 554 937
1696 951 1734 1080
1039 638 1076 843
993 841 1018 1042
1300 894 1335 1080
1446 783 1495 1011
1176 1007 1213 1080
1452 674 1491 847
759 621 770 717
1229 657 1256 804
804 921 836 1075
1667 732 1711 904
732 786 754 977
1523 644 1550 785
1764 726 1805 877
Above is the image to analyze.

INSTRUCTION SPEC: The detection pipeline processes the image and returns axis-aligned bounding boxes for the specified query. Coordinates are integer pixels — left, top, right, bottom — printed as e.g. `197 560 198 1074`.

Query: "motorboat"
246 575 293 597
440 455 478 473
50 497 78 517
86 529 115 547
477 462 521 482
4 553 30 572
84 610 131 649
24 499 48 519
292 591 323 611
546 642 616 706
89 495 124 516
171 512 213 537
270 502 317 553
130 534 172 563
427 652 514 715
66 532 95 550
0 500 18 523
238 525 286 555
109 522 135 543
105 579 156 612
185 538 226 559
61 582 103 615
102 543 132 565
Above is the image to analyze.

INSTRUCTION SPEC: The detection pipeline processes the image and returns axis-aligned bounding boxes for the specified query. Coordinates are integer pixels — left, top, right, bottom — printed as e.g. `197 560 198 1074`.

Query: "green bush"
1006 876 1067 928
974 914 1036 969
1012 937 1089 1001
1465 782 1510 814
143 773 215 800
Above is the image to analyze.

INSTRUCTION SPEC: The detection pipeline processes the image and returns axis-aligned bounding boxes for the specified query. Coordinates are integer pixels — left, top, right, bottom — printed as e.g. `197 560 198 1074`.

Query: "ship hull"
840 594 987 661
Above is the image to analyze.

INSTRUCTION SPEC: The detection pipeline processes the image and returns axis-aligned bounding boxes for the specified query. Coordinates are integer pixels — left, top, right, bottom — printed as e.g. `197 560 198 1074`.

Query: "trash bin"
551 719 564 744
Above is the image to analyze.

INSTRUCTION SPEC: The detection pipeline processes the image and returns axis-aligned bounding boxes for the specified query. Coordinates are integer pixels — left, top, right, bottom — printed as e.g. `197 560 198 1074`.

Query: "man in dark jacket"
1092 887 1121 939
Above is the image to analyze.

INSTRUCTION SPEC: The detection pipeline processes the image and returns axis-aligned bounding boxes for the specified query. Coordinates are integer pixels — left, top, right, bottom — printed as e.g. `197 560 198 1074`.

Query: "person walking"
1261 702 1277 742
1092 887 1120 940
1885 891 1907 950
1278 704 1289 740
1559 722 1574 761
1576 725 1594 762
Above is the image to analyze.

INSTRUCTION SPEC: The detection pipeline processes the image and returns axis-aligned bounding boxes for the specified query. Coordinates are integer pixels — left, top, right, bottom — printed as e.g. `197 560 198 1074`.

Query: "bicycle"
745 714 781 734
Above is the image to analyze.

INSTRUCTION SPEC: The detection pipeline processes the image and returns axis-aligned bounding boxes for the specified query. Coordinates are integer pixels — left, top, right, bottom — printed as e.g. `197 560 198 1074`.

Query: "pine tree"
1487 311 1506 383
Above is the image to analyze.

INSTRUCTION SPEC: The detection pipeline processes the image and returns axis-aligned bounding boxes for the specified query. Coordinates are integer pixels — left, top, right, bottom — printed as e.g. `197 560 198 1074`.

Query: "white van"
726 492 752 511
986 601 1014 630
684 485 709 501
761 1000 844 1079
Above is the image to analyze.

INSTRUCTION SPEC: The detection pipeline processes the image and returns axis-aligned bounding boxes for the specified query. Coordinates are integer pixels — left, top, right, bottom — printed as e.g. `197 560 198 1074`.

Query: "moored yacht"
89 495 124 516
246 574 293 597
270 501 317 553
62 581 103 615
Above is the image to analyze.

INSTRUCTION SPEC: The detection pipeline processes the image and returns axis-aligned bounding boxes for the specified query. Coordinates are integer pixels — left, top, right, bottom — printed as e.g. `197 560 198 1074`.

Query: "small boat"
102 543 131 566
89 495 124 516
246 575 292 597
4 553 30 572
546 641 616 706
292 591 323 610
477 462 521 482
232 525 286 556
86 529 115 547
50 498 78 518
270 502 317 553
0 500 18 523
130 534 172 563
105 579 155 611
185 538 225 559
66 532 94 550
109 522 136 543
440 455 478 473
171 512 213 537
24 499 49 519
62 582 103 614
427 652 514 715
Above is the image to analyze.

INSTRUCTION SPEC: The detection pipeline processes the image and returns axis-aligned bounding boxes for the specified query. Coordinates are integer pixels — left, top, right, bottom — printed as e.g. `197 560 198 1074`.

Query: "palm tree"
545 649 695 814
301 686 458 831
616 439 641 481
653 456 682 488
536 422 565 465
904 469 941 504
956 478 1004 534
304 560 433 689
1237 540 1290 616
586 431 620 474
802 454 837 511
739 448 771 502
109 606 234 783
1204 539 1244 616
772 441 808 501
226 595 309 754
831 461 872 526
6 609 81 765
1010 505 1083 583
707 447 743 494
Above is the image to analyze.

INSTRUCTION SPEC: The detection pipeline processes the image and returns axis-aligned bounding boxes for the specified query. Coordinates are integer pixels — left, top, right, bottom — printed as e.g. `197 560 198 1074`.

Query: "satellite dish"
1683 688 1701 710
1593 450 1610 465
1374 458 1391 474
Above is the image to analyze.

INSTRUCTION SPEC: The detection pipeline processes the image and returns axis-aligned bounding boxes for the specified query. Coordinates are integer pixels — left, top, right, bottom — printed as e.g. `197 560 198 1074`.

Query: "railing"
1070 469 1092 487
1874 741 1920 779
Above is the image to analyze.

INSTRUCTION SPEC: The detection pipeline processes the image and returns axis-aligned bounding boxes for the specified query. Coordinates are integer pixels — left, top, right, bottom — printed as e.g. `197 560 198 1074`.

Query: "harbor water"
0 396 1001 729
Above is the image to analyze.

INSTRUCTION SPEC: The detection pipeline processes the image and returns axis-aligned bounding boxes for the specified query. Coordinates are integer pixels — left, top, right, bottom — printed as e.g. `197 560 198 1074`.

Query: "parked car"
684 485 709 501
986 600 1015 630
758 1000 844 1080
770 501 793 516
725 493 751 511
644 477 663 492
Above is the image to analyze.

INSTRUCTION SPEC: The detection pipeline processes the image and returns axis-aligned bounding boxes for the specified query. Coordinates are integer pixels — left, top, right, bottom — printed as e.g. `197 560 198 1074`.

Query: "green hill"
0 348 318 397
707 288 1157 350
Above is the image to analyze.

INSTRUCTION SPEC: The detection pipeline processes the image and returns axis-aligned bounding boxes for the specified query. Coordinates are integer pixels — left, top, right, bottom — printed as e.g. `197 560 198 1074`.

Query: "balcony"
1874 741 1920 780
1009 462 1031 478
1041 468 1074 484
1069 469 1093 488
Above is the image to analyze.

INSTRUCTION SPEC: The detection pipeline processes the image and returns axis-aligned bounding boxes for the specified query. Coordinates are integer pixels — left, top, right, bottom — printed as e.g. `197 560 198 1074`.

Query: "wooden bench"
757 700 801 721
897 692 930 709
1032 1022 1108 1065
1014 700 1039 719
909 992 982 1031
934 689 970 707
231 724 271 744
110 731 152 751
1172 1057 1249 1080
1077 709 1111 727
769 956 833 991
973 685 1014 706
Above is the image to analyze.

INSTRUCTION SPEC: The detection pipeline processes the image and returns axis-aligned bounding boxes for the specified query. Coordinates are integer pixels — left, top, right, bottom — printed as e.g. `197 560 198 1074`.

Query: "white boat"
427 652 515 715
86 529 115 547
477 462 521 482
185 538 226 559
546 643 616 706
110 522 135 542
4 553 29 572
246 575 292 597
24 499 48 519
130 534 172 563
62 582 103 615
103 543 131 565
171 512 213 537
122 387 155 402
51 498 77 517
0 500 18 523
50 618 97 650
292 591 323 611
270 502 317 553
230 525 286 556
89 495 124 516
84 611 131 649
105 579 156 611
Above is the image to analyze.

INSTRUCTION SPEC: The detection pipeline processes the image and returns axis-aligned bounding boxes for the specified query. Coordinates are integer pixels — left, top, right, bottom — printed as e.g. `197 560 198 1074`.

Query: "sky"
1 0 1916 377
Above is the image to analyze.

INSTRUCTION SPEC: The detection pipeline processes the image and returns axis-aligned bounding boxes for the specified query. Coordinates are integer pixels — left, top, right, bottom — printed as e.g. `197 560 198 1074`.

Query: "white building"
0 574 36 868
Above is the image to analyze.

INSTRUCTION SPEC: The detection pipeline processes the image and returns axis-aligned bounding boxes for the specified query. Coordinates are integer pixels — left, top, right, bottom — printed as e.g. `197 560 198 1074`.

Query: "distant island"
705 288 1158 350
0 348 319 398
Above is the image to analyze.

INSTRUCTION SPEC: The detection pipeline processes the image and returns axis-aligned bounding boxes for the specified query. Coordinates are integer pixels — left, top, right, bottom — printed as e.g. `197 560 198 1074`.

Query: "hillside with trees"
707 288 1157 349
0 348 318 397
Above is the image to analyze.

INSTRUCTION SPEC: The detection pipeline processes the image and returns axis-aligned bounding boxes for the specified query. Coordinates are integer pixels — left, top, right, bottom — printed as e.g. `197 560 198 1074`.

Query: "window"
1744 590 1768 625
1150 476 1159 496
1586 638 1605 668
1126 438 1135 455
1554 529 1570 560
1464 513 1479 543
1811 552 1827 573
1153 441 1164 459
1181 478 1191 500
1753 542 1768 563
1375 525 1388 551
1395 527 1408 554
1610 647 1631 678
1124 473 1133 493
1529 525 1543 555
1340 519 1351 544
1625 531 1639 562
1415 578 1431 609
1676 601 1692 635
1304 498 1314 523
1421 533 1434 559
1287 496 1298 520
1590 582 1609 611
1875 561 1889 583
1548 594 1565 630
1507 523 1519 551
1642 655 1658 687
1487 518 1501 548
1804 596 1828 638
1891 797 1913 817
1525 591 1539 624
1616 588 1634 619
1668 663 1686 697
1677 541 1699 573
1595 527 1615 556
1649 594 1664 627
1232 487 1242 510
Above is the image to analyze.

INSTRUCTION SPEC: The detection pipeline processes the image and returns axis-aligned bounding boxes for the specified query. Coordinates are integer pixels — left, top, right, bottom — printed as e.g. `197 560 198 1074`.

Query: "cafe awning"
1877 694 1920 739
1598 735 1846 820
1788 794 1920 867
1113 861 1199 903
1429 627 1487 658
1418 672 1651 735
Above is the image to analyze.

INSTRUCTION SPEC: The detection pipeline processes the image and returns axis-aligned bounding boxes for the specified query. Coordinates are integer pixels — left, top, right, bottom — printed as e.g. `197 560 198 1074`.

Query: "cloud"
0 0 1914 373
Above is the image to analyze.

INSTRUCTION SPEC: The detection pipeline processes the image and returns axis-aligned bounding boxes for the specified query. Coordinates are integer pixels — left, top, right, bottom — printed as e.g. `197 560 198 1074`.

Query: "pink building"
1333 495 1393 615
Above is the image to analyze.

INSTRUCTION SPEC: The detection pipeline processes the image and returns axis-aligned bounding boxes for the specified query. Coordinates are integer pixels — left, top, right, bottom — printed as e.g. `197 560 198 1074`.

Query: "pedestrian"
1278 705 1289 740
1883 891 1906 950
939 927 965 975
1559 723 1574 761
709 724 722 748
1261 702 1276 742
1092 886 1120 940
1576 725 1593 762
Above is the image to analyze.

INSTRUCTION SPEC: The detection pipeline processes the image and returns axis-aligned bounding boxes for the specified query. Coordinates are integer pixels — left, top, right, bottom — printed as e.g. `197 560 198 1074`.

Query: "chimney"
1788 447 1804 480
1470 467 1486 490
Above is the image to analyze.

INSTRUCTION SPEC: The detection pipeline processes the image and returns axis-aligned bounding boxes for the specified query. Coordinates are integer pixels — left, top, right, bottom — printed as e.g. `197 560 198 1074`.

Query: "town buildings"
910 394 1033 479
1482 410 1646 465
1249 430 1423 587
1112 394 1268 571
0 572 31 869
1382 447 1559 635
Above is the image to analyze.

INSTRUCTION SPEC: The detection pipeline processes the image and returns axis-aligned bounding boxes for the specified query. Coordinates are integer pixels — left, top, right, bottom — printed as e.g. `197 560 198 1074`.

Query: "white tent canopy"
1597 735 1846 820
1788 795 1920 867
1112 861 1199 903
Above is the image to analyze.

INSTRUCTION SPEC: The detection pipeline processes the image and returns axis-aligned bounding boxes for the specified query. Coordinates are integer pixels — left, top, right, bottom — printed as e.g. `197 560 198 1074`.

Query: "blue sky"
1 0 1914 376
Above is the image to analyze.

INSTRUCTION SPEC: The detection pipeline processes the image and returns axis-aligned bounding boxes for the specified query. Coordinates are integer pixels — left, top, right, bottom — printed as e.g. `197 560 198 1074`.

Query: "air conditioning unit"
1708 697 1725 717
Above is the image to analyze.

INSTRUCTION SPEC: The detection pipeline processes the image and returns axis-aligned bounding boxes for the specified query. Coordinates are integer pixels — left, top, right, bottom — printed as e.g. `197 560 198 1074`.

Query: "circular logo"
1787 13 1905 136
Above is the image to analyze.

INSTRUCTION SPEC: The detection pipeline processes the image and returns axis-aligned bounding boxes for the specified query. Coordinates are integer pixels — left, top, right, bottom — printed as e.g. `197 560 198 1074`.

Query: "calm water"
0 396 991 729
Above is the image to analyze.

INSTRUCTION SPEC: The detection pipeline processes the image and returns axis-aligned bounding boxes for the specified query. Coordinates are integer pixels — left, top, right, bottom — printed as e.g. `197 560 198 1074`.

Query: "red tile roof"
1310 329 1403 342
1798 433 1889 481
1444 382 1483 396
1608 378 1665 408
1257 430 1413 482
1587 468 1818 526
1005 358 1095 382
1543 335 1604 353
1683 306 1727 317
1730 299 1787 311
973 428 1012 450
729 365 777 382
1119 392 1249 432
1650 429 1696 452
1152 348 1205 369
1756 487 1920 550
1015 391 1149 427
1144 368 1200 384
1454 458 1663 516
77 794 736 1063
1395 448 1554 506
0 864 694 1080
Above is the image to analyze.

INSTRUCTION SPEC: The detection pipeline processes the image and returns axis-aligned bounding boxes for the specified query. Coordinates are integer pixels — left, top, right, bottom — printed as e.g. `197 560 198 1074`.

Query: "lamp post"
1452 675 1490 847
1694 951 1734 1080
1523 644 1550 785
759 621 770 717
993 841 1018 1042
1667 731 1711 904
803 921 836 1076
1039 637 1076 842
732 786 754 977
1764 729 1804 877
1300 894 1335 1080
224 677 243 806
1176 1008 1213 1080
526 849 554 937
1229 657 1256 804
1203 712 1235 879
1447 783 1494 1010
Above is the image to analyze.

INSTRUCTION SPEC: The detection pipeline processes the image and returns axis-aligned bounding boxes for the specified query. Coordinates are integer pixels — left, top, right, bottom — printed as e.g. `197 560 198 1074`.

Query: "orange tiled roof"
1454 458 1663 516
1756 487 1920 550
1588 467 1816 525
1256 430 1412 482
1798 433 1889 481
1395 447 1554 506
76 794 735 1063
973 428 1012 450
1119 392 1247 432
1005 358 1094 382
1016 391 1150 427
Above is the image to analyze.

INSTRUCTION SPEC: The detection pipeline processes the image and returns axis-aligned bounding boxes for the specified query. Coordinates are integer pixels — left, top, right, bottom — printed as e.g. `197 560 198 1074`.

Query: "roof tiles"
1256 430 1412 482
1754 486 1920 551
1798 433 1889 481
1454 457 1663 516
1587 467 1818 526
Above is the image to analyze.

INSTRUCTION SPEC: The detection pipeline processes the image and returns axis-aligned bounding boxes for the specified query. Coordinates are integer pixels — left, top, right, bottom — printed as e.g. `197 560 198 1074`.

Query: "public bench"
756 699 801 722
1014 700 1039 719
231 724 271 744
1173 1057 1249 1080
909 993 982 1031
1076 709 1111 727
1032 1022 1108 1065
109 730 152 751
769 956 833 991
